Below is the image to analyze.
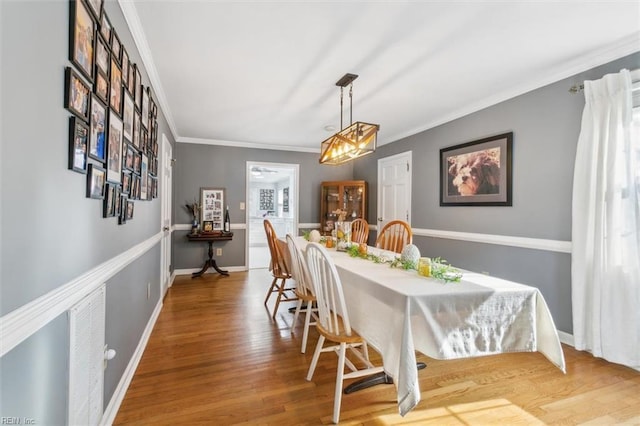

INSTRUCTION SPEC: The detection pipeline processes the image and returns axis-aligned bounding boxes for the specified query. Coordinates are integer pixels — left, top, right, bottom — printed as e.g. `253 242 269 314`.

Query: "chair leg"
264 276 278 305
306 335 325 381
301 301 313 353
332 342 347 424
271 278 286 319
291 299 303 334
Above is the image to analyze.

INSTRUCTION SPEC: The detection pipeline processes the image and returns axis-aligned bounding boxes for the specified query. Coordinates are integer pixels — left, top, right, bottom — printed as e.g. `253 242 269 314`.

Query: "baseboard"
100 298 163 426
173 266 248 276
557 330 575 347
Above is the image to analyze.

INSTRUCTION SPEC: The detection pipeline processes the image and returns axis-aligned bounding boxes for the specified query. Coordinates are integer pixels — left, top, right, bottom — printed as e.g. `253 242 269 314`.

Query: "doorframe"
245 161 299 269
376 151 412 232
159 133 173 297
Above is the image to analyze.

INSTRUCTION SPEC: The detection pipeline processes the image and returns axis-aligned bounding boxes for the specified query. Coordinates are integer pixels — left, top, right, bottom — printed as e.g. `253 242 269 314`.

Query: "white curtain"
572 69 640 370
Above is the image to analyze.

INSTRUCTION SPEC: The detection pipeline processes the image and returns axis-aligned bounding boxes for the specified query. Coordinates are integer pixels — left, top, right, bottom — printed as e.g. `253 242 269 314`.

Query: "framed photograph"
106 109 123 184
68 116 88 173
125 144 134 170
88 94 107 163
94 69 109 104
121 48 129 91
109 58 122 115
122 91 134 142
69 0 95 82
95 34 110 76
126 200 134 220
134 66 142 110
85 0 103 21
111 30 121 63
99 12 111 42
202 221 214 233
133 151 141 174
132 111 141 149
150 176 158 199
118 195 127 224
140 154 149 200
64 67 91 122
103 183 115 217
86 163 105 199
440 132 513 206
121 171 131 194
141 86 150 129
127 62 135 93
200 187 225 231
131 174 140 199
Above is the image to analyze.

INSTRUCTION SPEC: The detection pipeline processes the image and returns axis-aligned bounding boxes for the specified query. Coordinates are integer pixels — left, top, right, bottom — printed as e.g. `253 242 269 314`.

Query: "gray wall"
172 143 353 269
1 1 174 423
354 52 640 334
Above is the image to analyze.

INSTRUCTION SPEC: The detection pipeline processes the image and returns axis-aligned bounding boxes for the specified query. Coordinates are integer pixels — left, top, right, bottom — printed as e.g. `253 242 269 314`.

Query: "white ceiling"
121 1 640 152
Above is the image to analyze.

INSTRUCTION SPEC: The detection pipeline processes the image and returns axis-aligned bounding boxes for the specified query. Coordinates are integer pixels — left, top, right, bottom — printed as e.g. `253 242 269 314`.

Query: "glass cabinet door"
343 184 364 221
321 183 340 234
320 180 367 235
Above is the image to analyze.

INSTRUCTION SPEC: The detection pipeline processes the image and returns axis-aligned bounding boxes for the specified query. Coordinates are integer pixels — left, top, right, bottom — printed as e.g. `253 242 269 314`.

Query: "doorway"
246 161 299 269
160 133 172 297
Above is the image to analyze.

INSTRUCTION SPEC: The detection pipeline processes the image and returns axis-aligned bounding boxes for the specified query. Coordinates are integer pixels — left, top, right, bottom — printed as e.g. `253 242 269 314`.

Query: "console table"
186 232 233 278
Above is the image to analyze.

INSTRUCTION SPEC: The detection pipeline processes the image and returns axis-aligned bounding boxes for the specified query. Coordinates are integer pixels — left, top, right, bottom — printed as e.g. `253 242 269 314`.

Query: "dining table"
286 237 566 417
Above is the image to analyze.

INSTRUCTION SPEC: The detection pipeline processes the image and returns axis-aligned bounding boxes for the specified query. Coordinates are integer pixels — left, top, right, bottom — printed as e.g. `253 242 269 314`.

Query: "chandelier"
319 73 379 165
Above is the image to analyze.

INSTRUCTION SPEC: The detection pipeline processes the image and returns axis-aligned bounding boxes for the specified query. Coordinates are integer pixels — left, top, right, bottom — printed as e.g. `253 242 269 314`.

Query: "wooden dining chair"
375 220 412 253
350 218 369 244
263 220 296 319
305 242 383 424
285 234 317 353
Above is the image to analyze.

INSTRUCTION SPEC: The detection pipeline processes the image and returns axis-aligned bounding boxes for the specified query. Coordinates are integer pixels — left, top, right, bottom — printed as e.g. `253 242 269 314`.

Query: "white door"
160 134 172 296
377 151 412 232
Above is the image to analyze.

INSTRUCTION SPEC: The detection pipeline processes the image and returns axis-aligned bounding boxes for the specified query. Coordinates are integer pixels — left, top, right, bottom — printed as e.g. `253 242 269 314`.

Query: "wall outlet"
482 271 490 276
240 202 245 210
147 282 151 299
216 248 223 256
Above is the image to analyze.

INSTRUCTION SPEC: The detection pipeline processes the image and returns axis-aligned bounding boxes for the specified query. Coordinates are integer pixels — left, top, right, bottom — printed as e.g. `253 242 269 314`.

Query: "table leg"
343 362 426 394
191 241 229 278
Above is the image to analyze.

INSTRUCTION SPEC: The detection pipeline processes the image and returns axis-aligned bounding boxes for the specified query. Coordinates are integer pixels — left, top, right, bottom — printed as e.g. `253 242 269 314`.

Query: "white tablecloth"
322 246 566 416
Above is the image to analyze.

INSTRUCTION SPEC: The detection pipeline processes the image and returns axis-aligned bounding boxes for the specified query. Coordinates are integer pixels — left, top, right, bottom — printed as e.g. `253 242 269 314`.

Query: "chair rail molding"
1 232 162 357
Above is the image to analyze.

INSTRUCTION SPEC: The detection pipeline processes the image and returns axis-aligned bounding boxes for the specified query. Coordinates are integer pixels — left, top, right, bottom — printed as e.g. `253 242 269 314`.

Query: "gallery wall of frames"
65 0 159 225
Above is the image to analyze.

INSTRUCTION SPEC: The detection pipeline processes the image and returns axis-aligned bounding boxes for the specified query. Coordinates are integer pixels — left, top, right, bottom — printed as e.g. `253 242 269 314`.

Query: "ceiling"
121 1 640 152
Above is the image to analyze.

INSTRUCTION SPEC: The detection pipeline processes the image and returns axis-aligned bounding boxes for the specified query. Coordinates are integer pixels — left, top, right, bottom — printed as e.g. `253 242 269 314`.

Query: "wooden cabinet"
320 180 367 235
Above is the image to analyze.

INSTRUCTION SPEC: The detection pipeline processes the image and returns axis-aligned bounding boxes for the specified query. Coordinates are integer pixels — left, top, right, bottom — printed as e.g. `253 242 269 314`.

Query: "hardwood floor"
114 269 640 425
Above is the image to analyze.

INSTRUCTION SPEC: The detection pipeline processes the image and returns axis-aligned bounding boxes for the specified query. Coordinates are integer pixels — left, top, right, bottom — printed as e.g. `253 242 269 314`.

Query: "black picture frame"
132 111 141 149
86 163 106 199
440 132 513 206
118 195 127 224
69 0 95 82
88 94 107 163
111 29 121 64
134 66 142 110
85 0 103 21
106 109 123 184
64 67 91 122
94 68 109 104
99 11 111 42
95 34 110 77
126 200 134 220
121 171 131 195
125 144 135 171
121 47 129 92
68 116 88 173
141 86 149 129
103 183 115 217
109 57 122 115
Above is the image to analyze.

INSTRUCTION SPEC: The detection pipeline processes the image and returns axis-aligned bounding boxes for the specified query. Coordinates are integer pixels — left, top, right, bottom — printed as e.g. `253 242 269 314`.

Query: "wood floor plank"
114 270 640 425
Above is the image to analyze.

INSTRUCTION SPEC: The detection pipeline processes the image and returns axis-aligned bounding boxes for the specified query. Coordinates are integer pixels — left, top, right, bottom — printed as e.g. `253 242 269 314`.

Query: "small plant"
429 257 462 283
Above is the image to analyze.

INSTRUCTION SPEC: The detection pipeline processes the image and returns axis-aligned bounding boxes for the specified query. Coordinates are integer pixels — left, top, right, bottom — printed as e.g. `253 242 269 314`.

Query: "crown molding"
118 0 179 142
177 136 320 153
382 32 640 146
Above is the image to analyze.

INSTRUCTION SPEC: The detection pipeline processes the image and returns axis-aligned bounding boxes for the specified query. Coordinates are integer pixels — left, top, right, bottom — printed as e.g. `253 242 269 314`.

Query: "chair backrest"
375 220 412 253
285 234 314 297
264 219 289 278
305 242 353 337
350 219 369 244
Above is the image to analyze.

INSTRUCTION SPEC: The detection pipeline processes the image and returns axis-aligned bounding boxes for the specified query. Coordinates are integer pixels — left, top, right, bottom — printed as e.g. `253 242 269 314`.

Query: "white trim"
381 33 640 146
299 223 320 229
100 299 163 426
557 330 575 347
0 232 162 357
412 228 571 253
173 266 248 276
178 136 319 153
117 1 178 141
174 223 246 231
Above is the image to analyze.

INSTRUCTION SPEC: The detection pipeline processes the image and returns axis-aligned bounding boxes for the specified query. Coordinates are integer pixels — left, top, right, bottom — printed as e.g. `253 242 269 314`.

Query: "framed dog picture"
440 132 513 206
